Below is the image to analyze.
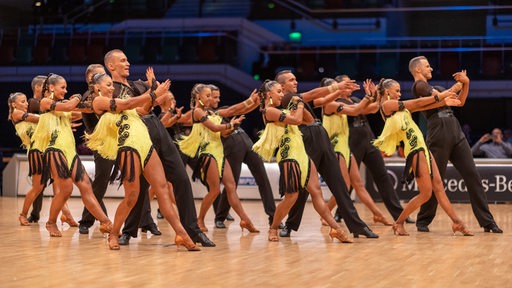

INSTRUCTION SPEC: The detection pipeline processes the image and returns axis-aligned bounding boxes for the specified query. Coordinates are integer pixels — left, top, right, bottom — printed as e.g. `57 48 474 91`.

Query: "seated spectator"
471 128 512 158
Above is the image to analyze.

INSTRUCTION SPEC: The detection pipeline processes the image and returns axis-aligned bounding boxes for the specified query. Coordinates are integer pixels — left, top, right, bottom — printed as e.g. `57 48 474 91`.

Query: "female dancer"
9 92 78 227
320 78 392 226
87 73 199 250
373 78 472 236
31 74 112 237
178 83 259 233
253 80 351 243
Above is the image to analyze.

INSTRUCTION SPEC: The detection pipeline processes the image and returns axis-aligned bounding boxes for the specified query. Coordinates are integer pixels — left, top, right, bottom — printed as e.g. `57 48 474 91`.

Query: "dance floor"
2 197 512 287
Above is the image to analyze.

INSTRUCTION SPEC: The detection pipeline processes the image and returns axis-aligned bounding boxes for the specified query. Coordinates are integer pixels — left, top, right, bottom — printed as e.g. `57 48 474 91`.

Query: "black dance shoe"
226 214 235 221
484 223 503 233
192 232 216 247
416 225 430 232
78 224 89 235
156 209 164 219
141 223 162 235
118 234 131 245
27 215 40 223
279 226 291 237
405 217 416 224
353 227 379 238
215 221 226 229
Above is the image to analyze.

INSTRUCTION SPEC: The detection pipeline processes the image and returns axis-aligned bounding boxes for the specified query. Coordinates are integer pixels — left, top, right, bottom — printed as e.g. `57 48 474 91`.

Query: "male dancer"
276 70 378 238
334 74 414 223
409 56 502 233
105 49 215 246
207 85 279 228
25 75 47 223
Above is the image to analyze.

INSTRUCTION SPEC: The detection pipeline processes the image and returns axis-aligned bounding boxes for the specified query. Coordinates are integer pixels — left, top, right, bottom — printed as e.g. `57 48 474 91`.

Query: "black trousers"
348 124 404 220
78 152 112 227
213 130 276 223
123 114 203 238
417 115 496 228
284 124 369 233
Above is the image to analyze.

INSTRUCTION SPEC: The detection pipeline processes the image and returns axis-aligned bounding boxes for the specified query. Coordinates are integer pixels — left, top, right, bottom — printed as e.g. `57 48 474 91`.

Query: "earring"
13 106 16 111
50 90 54 100
269 96 273 105
198 99 204 106
387 93 390 101
98 91 102 97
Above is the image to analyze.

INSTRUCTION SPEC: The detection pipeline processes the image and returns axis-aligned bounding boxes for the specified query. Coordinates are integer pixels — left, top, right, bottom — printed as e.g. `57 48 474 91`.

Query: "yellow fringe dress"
86 109 153 183
31 110 85 184
373 109 431 183
13 120 43 176
322 112 351 167
253 109 310 196
178 112 225 189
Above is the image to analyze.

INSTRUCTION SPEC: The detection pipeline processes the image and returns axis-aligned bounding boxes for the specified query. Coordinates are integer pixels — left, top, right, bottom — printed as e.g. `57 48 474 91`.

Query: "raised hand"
146 67 157 88
231 115 245 126
453 69 469 84
175 106 184 118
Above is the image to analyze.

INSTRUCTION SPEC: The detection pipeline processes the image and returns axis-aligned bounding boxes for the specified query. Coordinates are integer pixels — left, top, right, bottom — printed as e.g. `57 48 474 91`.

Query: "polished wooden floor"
2 196 512 288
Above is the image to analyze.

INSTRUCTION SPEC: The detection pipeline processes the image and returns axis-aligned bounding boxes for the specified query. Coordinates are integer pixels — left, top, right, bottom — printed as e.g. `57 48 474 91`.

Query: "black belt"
305 119 322 127
429 110 454 119
351 120 367 127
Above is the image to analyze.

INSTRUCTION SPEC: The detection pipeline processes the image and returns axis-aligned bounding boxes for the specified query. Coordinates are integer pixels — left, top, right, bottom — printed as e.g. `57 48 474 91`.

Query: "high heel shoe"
175 235 201 251
329 228 353 243
320 218 329 226
452 223 474 236
373 215 393 226
99 220 113 234
108 234 120 250
268 228 279 242
19 214 30 226
240 220 260 233
46 222 62 237
60 214 78 227
392 223 409 236
353 227 379 238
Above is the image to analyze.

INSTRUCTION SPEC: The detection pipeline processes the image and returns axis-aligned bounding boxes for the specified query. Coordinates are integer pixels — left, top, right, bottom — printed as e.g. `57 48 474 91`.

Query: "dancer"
9 92 77 227
25 75 48 223
409 56 502 233
320 78 392 226
206 84 278 229
87 72 199 250
30 74 112 237
334 74 412 223
275 70 378 238
77 64 112 234
253 80 351 243
373 78 472 236
178 83 260 233
105 49 215 247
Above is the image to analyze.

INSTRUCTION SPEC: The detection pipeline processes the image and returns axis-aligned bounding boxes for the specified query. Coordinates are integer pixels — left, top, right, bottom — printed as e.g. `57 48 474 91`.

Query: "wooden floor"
2 197 512 288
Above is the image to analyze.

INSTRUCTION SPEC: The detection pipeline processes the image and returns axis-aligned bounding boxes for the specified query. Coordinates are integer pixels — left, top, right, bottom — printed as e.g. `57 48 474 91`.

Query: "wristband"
434 94 440 102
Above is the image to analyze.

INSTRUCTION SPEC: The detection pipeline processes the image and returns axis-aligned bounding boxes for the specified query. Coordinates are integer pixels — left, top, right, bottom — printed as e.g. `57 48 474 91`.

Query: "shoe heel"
240 220 260 233
175 235 201 251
